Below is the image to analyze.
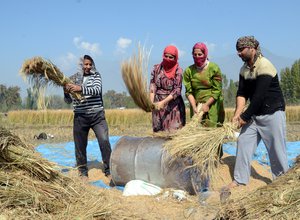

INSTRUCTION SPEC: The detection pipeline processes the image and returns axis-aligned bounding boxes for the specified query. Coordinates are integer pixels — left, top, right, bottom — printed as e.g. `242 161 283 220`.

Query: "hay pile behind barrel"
217 156 300 219
0 127 117 219
20 56 83 100
121 45 154 112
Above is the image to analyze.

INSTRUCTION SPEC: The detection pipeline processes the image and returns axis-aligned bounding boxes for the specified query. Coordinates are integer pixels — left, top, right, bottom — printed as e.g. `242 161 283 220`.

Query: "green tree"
0 84 22 112
222 74 238 108
280 59 300 104
46 95 72 109
103 90 136 109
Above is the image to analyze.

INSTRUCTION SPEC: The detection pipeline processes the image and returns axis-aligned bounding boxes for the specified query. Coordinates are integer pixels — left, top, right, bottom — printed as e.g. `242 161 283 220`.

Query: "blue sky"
1 0 300 97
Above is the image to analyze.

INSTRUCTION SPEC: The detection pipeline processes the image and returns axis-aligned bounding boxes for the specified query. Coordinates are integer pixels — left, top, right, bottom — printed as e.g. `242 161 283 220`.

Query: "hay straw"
0 126 119 219
0 170 72 212
163 120 237 182
121 44 154 112
0 127 63 181
20 56 83 100
217 156 300 219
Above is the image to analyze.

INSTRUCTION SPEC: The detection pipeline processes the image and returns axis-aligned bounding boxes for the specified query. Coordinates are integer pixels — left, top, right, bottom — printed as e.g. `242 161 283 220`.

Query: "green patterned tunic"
183 62 225 127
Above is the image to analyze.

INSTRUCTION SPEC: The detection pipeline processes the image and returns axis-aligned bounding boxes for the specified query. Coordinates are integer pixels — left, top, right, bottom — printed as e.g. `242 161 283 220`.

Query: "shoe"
104 171 111 177
78 170 88 177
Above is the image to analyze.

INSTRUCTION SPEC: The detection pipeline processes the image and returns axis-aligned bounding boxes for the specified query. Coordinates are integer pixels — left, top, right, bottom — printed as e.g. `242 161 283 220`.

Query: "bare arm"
187 94 198 114
233 96 246 127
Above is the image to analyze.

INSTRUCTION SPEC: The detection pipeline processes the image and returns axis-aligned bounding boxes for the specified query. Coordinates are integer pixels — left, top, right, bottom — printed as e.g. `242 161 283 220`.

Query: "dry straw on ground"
0 126 119 219
217 156 300 219
20 56 83 101
121 45 154 112
0 126 63 181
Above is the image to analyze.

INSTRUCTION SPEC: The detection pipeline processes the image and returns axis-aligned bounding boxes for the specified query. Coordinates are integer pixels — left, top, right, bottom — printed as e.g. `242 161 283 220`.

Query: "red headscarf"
161 45 178 79
192 42 208 68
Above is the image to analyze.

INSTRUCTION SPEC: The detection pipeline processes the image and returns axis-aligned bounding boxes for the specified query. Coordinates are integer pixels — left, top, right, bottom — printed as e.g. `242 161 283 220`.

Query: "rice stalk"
0 126 63 181
164 121 237 182
0 127 118 219
121 44 154 112
20 56 83 100
0 170 74 212
217 156 300 219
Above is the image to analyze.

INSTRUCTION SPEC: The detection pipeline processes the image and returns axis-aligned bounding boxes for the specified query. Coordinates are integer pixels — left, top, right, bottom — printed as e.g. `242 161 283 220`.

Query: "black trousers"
73 110 112 176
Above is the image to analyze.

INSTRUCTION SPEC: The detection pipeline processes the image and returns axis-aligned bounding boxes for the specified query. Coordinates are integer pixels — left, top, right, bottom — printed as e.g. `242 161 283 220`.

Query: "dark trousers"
73 111 112 176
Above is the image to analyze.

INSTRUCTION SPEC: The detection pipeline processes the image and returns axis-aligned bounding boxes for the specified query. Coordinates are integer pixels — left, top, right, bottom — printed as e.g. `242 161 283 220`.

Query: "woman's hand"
201 103 210 113
155 101 165 110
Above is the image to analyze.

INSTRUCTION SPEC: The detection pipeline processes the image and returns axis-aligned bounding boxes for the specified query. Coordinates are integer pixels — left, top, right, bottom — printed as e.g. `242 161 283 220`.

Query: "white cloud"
73 37 101 55
56 52 78 74
115 37 132 54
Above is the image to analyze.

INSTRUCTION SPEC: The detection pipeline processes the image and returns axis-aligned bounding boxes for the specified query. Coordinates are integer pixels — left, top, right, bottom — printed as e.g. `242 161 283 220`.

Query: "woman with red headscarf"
149 45 186 132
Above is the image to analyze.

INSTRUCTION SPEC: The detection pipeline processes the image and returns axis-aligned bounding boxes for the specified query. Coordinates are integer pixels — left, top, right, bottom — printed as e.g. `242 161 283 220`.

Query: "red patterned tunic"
150 64 186 132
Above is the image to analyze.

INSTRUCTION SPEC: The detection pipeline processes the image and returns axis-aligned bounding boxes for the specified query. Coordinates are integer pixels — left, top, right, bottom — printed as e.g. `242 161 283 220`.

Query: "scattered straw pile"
0 126 118 219
121 45 154 112
0 126 63 181
20 56 82 100
217 156 300 219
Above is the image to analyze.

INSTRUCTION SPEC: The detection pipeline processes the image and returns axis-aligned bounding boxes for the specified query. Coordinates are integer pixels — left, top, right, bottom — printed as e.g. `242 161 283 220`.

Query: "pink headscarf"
192 42 208 68
161 45 179 79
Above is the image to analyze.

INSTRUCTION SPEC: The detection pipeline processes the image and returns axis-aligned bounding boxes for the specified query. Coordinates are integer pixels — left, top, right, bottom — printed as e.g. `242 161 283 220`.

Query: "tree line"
1 59 299 112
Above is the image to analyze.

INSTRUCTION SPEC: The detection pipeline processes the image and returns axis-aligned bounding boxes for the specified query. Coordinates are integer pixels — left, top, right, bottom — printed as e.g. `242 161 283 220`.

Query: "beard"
239 54 251 62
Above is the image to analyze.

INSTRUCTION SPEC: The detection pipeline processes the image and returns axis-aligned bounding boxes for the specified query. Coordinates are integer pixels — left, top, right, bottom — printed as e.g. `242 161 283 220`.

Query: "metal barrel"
110 136 198 194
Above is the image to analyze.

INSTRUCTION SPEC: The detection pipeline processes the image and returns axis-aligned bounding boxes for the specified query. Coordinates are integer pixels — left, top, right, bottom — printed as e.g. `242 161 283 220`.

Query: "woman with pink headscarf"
183 42 225 199
183 42 225 127
183 42 225 153
149 45 186 132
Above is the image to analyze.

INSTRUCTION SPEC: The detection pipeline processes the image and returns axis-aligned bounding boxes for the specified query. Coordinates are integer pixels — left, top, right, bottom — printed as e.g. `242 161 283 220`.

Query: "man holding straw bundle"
224 36 289 192
63 55 112 179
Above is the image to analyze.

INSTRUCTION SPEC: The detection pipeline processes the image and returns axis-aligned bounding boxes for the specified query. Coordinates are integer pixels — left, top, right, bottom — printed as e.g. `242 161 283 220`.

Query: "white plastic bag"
122 180 162 196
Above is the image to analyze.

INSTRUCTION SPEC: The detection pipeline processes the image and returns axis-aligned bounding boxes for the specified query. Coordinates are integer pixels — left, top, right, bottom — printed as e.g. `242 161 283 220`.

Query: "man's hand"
232 115 247 128
238 117 247 128
63 86 69 94
65 83 82 93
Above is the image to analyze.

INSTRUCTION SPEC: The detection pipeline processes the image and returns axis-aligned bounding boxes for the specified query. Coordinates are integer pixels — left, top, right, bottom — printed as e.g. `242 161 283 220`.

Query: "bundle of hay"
0 127 62 181
0 126 74 213
121 45 154 112
0 127 67 178
20 56 83 100
0 170 72 212
164 120 237 182
0 126 116 219
217 156 300 219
